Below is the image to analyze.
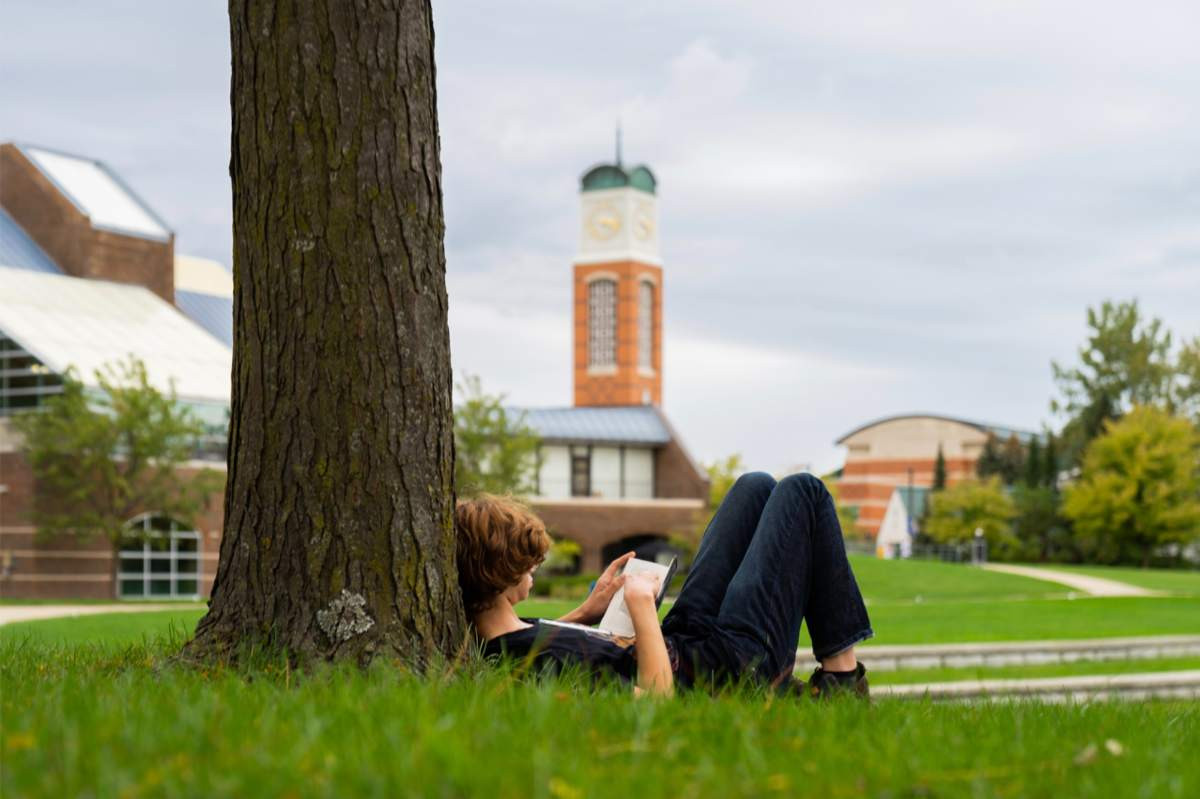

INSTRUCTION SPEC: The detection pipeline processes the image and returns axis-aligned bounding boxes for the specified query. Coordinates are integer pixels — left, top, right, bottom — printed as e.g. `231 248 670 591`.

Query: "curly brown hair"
454 492 551 616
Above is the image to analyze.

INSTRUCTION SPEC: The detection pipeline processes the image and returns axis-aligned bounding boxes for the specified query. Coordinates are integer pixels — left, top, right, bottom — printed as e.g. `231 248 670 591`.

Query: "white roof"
0 267 230 404
175 254 233 297
22 145 171 242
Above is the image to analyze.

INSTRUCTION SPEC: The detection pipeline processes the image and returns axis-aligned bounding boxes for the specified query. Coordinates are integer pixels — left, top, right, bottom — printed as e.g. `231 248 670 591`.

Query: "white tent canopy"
876 489 914 559
0 266 230 405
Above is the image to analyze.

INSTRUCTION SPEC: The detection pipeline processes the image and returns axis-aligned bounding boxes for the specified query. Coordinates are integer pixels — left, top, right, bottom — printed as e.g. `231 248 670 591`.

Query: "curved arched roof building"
835 413 1036 537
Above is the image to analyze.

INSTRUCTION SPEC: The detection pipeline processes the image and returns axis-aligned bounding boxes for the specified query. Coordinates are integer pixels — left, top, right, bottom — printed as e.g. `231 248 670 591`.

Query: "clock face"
586 202 622 241
633 204 655 241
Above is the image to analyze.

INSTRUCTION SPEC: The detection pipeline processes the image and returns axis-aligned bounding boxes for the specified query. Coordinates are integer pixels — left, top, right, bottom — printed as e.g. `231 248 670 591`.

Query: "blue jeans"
661 472 874 687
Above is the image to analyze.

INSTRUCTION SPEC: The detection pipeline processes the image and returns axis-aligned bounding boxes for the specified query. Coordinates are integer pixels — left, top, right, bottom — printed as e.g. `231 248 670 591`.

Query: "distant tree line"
920 299 1200 567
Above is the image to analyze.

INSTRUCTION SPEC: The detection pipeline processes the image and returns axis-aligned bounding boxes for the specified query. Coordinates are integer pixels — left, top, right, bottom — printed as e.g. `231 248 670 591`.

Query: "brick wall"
0 144 175 303
837 456 979 536
533 498 704 572
573 260 663 407
0 450 225 600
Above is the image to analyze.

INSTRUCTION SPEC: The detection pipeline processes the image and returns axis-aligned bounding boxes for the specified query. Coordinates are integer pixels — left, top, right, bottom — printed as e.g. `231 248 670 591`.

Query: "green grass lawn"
847 555 1064 603
3 635 1197 799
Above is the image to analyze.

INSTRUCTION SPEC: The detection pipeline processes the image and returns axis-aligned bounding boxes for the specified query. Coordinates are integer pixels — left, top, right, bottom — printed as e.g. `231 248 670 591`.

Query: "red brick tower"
573 158 662 407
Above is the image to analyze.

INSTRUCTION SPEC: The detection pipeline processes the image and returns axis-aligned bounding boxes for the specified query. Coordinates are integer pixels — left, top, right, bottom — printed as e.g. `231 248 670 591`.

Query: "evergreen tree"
933 444 947 491
998 434 1026 485
976 434 1002 479
1023 437 1042 487
1042 433 1059 489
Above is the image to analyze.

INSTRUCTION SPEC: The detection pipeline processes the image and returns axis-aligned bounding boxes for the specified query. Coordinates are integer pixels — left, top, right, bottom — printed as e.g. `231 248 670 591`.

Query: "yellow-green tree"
453 374 541 498
924 478 1019 559
1063 406 1200 566
12 356 220 544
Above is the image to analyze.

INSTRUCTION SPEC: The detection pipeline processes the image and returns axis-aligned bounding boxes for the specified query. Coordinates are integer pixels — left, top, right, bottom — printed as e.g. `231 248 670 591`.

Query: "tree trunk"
186 0 464 665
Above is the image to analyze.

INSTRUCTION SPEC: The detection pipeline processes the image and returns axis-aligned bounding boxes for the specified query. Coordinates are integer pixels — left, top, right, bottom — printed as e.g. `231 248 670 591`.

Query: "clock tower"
573 156 663 407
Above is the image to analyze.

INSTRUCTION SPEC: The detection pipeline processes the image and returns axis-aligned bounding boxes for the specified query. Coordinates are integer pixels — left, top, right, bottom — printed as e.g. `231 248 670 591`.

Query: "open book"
541 556 677 640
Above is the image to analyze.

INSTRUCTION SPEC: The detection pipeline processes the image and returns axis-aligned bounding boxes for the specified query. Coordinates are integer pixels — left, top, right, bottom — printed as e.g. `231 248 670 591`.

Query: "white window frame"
117 513 202 600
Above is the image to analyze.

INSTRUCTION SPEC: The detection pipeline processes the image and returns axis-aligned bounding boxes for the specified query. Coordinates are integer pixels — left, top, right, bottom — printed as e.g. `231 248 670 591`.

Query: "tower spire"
615 120 623 167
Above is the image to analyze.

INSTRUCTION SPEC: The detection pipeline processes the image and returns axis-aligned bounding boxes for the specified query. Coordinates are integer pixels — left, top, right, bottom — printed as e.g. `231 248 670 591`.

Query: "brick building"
511 156 708 572
0 142 232 599
834 413 1035 539
0 142 706 597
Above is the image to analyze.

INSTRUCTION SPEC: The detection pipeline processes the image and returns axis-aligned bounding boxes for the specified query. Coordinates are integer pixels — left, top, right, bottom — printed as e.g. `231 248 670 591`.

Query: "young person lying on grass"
456 472 874 698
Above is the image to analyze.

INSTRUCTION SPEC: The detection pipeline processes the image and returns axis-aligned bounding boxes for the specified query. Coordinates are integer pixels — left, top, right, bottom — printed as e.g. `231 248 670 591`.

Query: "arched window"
588 279 616 368
638 281 654 371
117 514 202 599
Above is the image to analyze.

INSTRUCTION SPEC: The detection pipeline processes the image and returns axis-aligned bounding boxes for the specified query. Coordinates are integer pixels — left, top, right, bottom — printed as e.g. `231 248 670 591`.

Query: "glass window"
571 454 591 497
638 281 653 370
117 514 203 599
588 279 616 368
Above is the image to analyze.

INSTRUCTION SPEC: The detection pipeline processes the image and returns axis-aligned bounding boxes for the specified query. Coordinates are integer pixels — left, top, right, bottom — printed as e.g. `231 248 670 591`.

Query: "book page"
597 558 671 638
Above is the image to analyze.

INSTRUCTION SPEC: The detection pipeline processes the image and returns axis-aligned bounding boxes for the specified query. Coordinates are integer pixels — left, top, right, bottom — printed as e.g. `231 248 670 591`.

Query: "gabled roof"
0 207 61 274
835 413 1039 445
15 143 172 242
509 405 671 446
0 266 230 405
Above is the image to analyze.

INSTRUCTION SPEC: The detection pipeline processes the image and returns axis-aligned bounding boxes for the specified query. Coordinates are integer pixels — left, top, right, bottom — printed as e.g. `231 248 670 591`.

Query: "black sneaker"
804 662 869 700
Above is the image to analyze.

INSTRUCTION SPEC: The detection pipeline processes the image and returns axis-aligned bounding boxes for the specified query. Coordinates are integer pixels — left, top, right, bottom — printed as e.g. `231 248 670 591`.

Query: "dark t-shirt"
481 618 638 684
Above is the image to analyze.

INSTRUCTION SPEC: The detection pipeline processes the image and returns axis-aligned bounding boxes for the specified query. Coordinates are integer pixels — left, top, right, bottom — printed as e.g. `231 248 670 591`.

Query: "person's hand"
623 572 662 610
571 551 635 625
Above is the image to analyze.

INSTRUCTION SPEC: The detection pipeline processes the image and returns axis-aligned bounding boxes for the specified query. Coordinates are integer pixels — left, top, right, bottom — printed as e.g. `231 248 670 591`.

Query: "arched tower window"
638 281 654 371
117 514 202 599
588 279 616 368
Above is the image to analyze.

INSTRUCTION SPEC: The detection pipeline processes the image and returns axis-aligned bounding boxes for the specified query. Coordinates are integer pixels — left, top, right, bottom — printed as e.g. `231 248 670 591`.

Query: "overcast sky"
3 2 1197 474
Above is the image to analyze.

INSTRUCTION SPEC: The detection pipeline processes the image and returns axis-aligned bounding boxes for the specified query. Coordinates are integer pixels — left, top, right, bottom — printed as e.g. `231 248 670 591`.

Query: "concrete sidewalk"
0 603 204 626
875 669 1200 702
979 563 1160 597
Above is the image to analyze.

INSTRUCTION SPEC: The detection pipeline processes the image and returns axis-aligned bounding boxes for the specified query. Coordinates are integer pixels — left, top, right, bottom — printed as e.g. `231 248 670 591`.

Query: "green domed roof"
580 162 656 195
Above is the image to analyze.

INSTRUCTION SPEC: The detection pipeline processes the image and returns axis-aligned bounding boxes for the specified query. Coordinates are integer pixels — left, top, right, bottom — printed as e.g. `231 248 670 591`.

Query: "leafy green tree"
1052 300 1176 464
1176 336 1200 423
933 445 947 491
1062 406 1200 566
12 356 220 544
924 478 1019 559
452 374 540 497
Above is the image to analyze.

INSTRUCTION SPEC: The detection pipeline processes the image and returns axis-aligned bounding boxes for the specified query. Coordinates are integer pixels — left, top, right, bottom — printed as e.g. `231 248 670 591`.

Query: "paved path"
979 563 1159 597
0 604 204 626
875 669 1200 702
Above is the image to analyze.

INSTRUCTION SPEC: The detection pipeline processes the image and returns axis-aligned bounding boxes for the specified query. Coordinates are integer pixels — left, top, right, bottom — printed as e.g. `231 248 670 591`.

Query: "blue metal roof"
0 207 62 274
508 405 671 445
175 290 233 349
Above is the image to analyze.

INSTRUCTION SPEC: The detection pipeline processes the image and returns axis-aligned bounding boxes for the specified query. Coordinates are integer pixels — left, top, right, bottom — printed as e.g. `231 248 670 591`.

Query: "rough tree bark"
186 0 465 664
